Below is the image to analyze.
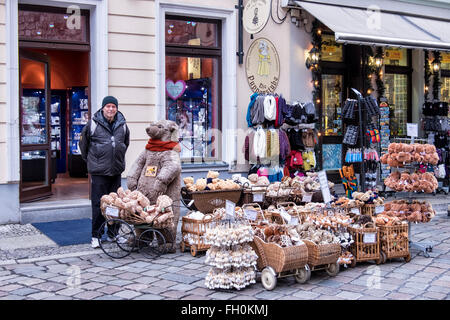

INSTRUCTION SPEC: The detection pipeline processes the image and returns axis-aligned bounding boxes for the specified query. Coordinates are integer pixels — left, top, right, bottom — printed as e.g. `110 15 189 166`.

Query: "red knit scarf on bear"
145 139 179 151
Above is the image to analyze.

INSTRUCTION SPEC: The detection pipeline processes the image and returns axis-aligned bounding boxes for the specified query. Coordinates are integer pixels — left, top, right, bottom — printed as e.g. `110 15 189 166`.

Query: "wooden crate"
347 222 382 266
379 223 410 262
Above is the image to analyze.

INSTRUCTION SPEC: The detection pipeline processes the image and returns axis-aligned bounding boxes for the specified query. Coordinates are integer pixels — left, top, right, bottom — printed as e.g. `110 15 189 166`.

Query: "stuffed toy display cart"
99 188 175 259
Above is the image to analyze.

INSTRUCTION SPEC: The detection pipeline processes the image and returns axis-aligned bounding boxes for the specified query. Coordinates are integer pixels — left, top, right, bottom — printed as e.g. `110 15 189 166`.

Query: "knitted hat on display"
102 96 118 108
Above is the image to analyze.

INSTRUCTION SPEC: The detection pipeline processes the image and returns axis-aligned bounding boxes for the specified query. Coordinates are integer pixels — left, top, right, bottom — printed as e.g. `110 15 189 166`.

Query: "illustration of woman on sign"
257 40 271 76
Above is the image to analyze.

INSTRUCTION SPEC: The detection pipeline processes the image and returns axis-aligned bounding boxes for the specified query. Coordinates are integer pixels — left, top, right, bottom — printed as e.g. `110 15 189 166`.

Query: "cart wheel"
350 258 357 268
404 253 411 262
180 241 186 253
99 219 135 259
325 262 340 277
138 228 166 259
380 251 387 264
294 265 311 284
190 245 198 257
261 267 277 291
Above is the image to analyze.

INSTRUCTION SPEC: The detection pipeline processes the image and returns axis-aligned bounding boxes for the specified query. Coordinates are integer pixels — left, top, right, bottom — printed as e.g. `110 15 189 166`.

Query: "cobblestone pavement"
0 209 449 300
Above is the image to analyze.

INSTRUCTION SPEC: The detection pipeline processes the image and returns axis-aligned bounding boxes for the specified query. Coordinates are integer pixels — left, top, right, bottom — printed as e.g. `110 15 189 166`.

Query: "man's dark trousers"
91 174 121 238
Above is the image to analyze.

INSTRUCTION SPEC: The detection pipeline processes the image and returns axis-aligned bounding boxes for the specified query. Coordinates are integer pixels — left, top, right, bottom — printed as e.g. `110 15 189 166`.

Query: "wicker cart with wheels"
378 223 411 263
302 240 341 276
99 204 174 259
180 213 218 257
347 222 382 267
250 235 310 290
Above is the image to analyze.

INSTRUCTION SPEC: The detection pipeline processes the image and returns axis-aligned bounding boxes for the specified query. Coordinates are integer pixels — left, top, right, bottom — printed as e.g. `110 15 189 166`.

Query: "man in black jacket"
79 96 130 248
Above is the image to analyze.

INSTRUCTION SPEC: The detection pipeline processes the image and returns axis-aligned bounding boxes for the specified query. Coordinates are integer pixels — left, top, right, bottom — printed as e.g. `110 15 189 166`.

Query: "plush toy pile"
183 171 241 192
100 188 174 229
247 174 270 187
294 222 340 245
304 212 353 230
282 173 335 193
333 197 364 209
253 223 296 247
351 191 385 205
380 143 439 167
381 200 436 223
265 182 292 197
384 171 438 193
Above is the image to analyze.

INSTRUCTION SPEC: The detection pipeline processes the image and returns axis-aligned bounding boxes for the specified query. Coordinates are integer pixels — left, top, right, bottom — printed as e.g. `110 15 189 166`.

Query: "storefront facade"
1 0 449 224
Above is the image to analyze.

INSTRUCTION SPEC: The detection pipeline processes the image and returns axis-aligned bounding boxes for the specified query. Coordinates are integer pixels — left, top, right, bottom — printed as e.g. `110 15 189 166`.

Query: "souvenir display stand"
384 138 435 258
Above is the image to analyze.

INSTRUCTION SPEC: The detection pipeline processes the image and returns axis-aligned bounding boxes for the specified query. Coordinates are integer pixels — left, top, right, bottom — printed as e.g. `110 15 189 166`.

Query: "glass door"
19 49 52 202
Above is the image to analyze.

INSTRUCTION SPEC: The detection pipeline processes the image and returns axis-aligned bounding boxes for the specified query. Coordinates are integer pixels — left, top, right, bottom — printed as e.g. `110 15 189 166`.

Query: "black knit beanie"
102 96 118 108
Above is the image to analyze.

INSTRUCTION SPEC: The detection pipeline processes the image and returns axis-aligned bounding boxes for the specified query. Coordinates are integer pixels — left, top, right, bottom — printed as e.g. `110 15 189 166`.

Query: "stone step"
20 199 91 224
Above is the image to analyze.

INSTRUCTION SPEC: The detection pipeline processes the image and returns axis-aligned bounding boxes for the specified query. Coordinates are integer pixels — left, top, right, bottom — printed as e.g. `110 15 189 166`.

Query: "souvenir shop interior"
18 5 90 203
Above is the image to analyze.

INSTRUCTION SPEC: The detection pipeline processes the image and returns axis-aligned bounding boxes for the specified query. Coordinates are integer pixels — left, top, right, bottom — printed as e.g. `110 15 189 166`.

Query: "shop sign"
243 0 271 34
246 38 280 94
385 49 402 61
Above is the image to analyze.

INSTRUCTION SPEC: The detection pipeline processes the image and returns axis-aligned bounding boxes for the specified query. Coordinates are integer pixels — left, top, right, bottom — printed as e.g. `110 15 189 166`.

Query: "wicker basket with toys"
181 171 243 213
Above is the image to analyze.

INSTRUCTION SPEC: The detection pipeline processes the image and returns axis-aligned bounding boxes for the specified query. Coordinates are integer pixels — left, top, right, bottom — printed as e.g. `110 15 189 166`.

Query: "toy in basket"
347 222 382 267
375 214 411 263
180 187 243 214
99 188 175 259
266 202 302 225
264 183 293 208
251 223 310 290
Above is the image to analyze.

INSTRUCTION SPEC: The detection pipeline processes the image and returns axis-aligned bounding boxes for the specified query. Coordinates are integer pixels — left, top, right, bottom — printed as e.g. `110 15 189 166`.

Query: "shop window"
441 52 450 70
321 34 343 63
385 48 408 66
19 6 89 44
321 74 343 136
165 18 218 48
165 16 221 161
385 73 408 136
441 76 450 103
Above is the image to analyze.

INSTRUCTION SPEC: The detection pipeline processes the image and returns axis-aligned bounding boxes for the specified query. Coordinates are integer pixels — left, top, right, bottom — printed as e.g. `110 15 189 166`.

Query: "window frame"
384 49 413 136
165 15 223 163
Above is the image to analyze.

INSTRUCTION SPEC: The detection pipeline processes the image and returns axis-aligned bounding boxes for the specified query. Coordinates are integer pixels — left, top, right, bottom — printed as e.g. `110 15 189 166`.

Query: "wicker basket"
250 235 308 274
181 187 243 214
361 204 375 216
348 222 381 265
302 240 341 267
242 187 267 205
181 213 217 256
242 203 267 225
379 223 410 260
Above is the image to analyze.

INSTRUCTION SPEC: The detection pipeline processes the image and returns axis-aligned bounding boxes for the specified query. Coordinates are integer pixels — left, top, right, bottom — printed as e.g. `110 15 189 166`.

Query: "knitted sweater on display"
246 93 259 127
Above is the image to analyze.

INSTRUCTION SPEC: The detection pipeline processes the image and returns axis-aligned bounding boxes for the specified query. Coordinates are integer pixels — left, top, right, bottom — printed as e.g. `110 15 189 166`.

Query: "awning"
294 0 450 51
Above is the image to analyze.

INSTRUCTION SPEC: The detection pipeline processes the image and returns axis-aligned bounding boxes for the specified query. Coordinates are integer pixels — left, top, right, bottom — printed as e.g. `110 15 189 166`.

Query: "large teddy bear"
127 120 181 251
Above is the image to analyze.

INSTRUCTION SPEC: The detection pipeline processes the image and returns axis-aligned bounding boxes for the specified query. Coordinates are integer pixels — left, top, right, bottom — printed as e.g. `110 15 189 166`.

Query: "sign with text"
244 209 258 221
407 123 418 138
225 200 236 220
318 170 332 204
105 206 119 218
363 232 377 244
253 193 264 202
243 0 271 34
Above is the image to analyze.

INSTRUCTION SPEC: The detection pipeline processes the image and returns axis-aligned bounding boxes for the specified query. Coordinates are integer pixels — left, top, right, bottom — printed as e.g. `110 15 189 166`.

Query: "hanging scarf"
264 95 276 120
145 139 179 151
254 127 267 160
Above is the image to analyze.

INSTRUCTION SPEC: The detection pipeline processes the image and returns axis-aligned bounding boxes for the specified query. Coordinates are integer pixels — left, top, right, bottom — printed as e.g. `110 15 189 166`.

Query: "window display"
322 74 343 136
21 91 47 145
69 87 89 155
385 73 408 136
165 59 219 160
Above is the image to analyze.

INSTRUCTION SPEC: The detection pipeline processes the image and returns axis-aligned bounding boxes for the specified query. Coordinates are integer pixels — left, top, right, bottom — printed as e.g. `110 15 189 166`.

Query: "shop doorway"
19 48 90 202
18 5 91 203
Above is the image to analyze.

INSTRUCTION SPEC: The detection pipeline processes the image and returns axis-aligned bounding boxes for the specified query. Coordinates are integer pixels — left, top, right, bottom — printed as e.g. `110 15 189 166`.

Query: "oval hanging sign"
243 0 271 34
245 38 280 94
